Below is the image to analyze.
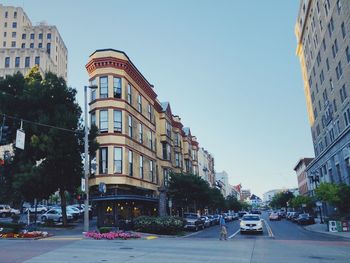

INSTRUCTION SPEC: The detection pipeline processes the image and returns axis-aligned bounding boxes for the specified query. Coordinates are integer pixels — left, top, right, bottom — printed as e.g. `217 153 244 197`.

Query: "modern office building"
295 0 350 193
85 49 204 227
0 4 67 80
293 158 314 196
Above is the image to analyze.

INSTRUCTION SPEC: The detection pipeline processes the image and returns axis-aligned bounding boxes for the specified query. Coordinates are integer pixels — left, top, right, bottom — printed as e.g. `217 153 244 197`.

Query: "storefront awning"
90 194 158 203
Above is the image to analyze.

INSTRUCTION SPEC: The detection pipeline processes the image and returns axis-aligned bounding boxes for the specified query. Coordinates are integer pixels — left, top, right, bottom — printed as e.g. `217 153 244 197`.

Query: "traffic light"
0 125 10 145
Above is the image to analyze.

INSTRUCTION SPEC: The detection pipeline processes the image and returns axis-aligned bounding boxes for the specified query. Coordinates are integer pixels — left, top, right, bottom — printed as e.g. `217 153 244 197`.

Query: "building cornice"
86 56 157 101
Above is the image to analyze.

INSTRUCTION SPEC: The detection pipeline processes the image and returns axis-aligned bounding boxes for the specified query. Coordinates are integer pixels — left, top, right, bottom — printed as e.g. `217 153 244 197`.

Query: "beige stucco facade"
0 5 67 80
85 49 205 213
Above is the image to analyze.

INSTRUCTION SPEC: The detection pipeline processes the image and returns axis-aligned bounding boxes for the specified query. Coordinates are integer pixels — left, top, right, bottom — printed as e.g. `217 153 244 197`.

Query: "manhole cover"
120 247 133 250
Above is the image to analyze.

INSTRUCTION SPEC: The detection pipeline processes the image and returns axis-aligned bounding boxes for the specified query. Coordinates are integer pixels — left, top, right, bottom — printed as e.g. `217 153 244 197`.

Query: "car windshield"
243 216 260 221
300 214 309 218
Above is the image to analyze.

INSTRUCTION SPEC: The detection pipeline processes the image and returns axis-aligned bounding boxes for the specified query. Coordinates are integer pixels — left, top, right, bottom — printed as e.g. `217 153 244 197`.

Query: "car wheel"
41 216 47 222
202 225 205 230
58 217 62 223
1 213 6 218
195 226 198 231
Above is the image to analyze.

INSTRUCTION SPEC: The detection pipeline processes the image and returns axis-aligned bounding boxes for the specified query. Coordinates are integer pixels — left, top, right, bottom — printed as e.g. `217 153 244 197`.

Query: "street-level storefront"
91 195 158 228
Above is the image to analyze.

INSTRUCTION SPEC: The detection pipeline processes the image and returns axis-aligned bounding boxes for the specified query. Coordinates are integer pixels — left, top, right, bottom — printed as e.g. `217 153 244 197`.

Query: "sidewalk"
304 223 350 239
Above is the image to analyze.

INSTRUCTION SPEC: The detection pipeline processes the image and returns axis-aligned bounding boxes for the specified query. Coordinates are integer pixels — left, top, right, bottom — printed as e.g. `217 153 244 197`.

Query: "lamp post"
83 85 97 232
308 170 323 224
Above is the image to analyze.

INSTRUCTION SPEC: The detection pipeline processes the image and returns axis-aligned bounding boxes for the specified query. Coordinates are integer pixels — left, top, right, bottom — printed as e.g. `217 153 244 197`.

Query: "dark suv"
183 213 204 231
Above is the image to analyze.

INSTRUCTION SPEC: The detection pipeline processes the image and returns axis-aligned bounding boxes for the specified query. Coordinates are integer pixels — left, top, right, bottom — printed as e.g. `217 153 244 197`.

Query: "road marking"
182 229 204 238
263 220 274 238
146 236 158 240
228 229 240 239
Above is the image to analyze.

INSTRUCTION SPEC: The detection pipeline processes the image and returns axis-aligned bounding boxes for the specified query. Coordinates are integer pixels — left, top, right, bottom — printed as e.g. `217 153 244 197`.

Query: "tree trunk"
59 189 68 226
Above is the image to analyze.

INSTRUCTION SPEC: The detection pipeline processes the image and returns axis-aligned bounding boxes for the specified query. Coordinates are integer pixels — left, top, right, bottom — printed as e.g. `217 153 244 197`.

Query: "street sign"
316 201 322 207
15 129 25 149
81 178 86 192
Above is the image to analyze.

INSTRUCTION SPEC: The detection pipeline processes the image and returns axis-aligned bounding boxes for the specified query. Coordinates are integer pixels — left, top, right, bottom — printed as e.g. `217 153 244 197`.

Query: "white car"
240 214 263 234
25 205 48 213
41 208 73 223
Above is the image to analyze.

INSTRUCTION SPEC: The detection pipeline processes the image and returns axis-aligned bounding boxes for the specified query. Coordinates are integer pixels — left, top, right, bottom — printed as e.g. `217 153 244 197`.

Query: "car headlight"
257 222 262 227
240 222 245 227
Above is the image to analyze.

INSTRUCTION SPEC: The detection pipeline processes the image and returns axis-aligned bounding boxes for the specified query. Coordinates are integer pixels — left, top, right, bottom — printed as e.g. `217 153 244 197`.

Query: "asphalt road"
1 212 350 262
185 212 349 242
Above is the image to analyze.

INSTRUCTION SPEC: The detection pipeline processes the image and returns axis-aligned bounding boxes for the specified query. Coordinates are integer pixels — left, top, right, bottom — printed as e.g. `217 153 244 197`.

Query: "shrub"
0 222 25 234
133 216 184 235
99 227 113 233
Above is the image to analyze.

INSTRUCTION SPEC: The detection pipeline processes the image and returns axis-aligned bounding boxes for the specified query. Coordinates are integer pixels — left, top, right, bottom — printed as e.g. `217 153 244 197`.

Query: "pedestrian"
219 213 227 240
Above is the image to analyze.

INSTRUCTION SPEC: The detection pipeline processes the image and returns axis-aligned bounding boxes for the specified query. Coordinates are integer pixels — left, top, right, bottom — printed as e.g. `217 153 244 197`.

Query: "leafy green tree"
225 195 242 211
315 182 340 204
290 195 314 212
0 68 92 225
168 173 225 213
270 191 295 209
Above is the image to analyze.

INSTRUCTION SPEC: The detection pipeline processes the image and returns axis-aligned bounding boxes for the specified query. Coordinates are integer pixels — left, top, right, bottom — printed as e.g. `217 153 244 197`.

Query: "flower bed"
84 231 141 240
0 231 49 239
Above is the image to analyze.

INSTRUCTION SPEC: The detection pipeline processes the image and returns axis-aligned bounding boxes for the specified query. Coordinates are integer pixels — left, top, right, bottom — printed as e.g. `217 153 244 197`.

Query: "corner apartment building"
293 158 314 196
296 0 350 193
0 5 67 80
85 49 203 227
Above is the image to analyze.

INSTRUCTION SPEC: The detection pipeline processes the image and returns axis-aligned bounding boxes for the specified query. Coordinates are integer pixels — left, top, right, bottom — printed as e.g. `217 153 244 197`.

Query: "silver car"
41 208 73 223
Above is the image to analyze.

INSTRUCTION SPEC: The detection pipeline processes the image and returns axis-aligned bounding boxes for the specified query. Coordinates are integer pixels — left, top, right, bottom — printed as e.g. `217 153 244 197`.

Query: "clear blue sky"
4 0 314 197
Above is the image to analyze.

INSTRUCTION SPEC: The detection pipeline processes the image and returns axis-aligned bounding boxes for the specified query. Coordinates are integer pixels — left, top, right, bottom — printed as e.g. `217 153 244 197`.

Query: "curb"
303 225 350 240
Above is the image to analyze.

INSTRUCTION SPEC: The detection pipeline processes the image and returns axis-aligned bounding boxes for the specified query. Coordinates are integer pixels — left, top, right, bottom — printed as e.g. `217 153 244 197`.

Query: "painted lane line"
263 219 274 238
182 229 204 238
228 229 240 239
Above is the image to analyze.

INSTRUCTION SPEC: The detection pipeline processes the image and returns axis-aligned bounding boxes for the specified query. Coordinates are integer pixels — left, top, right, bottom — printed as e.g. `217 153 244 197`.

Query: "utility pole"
83 86 89 232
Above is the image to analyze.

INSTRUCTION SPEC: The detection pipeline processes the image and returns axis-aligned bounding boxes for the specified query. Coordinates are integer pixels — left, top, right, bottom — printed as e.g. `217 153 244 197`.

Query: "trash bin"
329 221 337 232
342 221 349 232
336 221 343 232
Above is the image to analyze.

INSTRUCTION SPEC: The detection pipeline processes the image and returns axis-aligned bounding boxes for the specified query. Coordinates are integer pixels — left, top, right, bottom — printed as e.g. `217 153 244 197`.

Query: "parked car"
291 212 301 222
41 208 73 223
296 214 315 225
207 215 215 226
25 205 48 213
240 214 263 234
287 211 296 220
231 213 239 220
0 204 11 217
10 208 20 216
183 213 204 231
67 206 81 219
269 212 281 221
212 214 220 225
200 216 211 228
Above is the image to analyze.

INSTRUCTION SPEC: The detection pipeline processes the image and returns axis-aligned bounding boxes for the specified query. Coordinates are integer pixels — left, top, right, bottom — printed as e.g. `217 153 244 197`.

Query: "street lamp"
308 170 324 224
83 85 97 232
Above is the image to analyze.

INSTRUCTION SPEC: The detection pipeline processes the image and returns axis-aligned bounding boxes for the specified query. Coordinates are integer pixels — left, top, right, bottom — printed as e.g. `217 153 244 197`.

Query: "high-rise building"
295 0 350 191
85 49 203 227
0 5 68 80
